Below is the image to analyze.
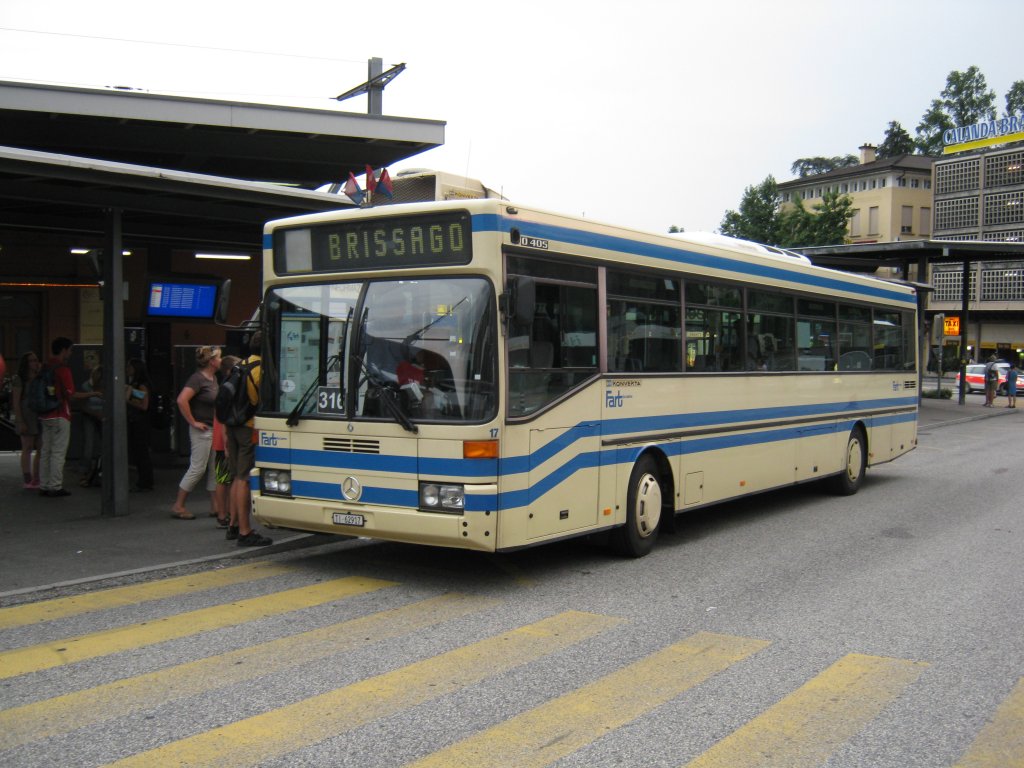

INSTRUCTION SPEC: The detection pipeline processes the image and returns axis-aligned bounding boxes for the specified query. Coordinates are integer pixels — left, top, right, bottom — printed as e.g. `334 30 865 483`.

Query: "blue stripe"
262 233 272 250
261 399 916 511
260 398 916 479
471 214 915 306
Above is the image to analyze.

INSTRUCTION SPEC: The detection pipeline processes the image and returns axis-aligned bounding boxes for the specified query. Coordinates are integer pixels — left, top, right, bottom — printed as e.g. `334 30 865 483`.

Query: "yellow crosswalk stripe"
102 610 623 768
0 576 394 680
683 653 928 768
0 593 495 750
405 631 770 768
0 562 294 629
954 677 1024 767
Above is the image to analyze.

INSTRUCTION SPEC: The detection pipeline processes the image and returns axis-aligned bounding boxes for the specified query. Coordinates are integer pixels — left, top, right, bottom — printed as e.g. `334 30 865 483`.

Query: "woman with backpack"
171 346 221 520
126 358 155 492
11 351 42 489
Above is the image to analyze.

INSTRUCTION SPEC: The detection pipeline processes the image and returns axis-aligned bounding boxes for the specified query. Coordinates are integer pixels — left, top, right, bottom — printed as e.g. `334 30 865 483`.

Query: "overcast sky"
1 0 1021 234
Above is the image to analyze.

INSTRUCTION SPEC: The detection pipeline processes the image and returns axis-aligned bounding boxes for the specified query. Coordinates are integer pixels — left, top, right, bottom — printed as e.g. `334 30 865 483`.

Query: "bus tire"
611 455 663 557
831 426 866 496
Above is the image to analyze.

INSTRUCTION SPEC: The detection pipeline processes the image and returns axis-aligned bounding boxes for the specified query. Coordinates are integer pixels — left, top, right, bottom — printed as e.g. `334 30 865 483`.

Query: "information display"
146 282 218 318
274 210 472 274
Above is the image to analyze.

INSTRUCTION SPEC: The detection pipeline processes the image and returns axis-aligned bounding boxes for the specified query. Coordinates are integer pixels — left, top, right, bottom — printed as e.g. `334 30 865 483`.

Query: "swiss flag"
377 167 394 198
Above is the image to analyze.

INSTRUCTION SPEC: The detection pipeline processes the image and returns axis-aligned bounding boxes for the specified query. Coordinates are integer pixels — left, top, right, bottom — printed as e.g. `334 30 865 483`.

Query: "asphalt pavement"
0 391 1016 599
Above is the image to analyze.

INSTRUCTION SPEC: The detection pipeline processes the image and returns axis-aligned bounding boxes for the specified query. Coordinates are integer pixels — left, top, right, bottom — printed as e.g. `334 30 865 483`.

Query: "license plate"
332 513 365 527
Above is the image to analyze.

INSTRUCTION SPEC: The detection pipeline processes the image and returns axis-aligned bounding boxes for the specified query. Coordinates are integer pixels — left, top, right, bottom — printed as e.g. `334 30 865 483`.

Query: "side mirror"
214 279 232 325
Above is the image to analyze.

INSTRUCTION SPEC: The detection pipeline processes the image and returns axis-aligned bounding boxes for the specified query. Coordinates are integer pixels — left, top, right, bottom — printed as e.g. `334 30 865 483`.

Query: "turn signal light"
463 440 498 459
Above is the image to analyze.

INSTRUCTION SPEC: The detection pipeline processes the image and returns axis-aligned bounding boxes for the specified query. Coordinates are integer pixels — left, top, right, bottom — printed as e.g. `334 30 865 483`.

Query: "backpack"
986 363 999 383
27 365 61 413
215 359 261 426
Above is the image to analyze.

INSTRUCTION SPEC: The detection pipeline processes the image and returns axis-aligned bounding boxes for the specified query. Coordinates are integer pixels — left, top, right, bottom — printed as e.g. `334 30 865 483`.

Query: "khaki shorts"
225 424 256 479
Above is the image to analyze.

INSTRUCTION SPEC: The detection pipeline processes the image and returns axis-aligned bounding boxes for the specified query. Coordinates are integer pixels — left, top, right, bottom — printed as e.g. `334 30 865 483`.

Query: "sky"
1 0 1021 234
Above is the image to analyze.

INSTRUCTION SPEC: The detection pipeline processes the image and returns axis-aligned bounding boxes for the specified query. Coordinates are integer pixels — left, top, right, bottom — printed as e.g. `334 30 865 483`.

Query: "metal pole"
101 207 130 515
367 57 383 115
958 256 970 406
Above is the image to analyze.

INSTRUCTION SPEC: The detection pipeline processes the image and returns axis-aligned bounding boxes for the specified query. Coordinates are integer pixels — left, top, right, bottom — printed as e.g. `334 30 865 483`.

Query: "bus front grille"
323 438 381 454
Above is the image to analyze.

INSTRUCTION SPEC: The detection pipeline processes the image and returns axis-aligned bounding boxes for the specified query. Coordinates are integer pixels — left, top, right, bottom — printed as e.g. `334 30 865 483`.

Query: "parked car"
954 362 1012 394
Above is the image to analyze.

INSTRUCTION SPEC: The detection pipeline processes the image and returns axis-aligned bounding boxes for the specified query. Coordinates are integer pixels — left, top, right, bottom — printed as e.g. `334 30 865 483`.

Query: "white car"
954 363 1012 394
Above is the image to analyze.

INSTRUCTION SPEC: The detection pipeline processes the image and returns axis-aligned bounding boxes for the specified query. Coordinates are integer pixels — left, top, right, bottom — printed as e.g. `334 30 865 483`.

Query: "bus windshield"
265 277 497 426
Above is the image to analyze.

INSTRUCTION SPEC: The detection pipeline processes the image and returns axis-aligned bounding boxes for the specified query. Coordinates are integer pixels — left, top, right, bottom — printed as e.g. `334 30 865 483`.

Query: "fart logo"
606 389 632 408
260 432 286 447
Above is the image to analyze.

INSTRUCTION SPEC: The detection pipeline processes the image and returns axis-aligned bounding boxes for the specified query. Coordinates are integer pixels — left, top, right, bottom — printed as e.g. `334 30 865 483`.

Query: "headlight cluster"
419 482 464 512
262 469 292 496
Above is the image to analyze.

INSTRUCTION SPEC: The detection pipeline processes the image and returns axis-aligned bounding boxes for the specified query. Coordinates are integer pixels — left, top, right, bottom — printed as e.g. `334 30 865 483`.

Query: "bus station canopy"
795 239 1024 271
0 80 444 187
0 79 445 246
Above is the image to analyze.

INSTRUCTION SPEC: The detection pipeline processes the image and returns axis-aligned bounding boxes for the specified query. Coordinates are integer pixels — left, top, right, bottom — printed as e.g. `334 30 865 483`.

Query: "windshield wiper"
358 360 418 434
285 352 342 427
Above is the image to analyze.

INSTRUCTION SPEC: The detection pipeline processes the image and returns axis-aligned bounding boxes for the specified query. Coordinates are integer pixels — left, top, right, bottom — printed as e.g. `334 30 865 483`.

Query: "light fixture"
195 253 251 261
70 248 132 256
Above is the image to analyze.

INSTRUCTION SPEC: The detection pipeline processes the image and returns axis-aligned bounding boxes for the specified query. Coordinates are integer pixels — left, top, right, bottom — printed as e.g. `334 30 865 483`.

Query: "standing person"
38 337 75 498
77 365 104 487
11 351 42 489
171 346 221 520
211 354 239 528
126 358 155 492
983 354 999 407
225 333 271 546
1006 362 1019 409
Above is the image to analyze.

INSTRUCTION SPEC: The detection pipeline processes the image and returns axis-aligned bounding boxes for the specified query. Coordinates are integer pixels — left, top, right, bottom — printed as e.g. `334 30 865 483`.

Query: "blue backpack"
27 365 62 413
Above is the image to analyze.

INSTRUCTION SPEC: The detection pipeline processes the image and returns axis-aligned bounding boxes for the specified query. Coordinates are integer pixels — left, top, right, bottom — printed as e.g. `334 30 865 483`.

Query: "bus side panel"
496 383 604 549
865 408 917 465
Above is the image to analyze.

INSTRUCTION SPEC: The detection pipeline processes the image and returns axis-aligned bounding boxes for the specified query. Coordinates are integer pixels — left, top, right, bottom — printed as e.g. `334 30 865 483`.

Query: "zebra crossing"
0 562 1020 767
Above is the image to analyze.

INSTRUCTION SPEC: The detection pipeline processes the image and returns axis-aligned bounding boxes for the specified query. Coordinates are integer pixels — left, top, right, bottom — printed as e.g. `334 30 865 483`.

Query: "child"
211 355 240 527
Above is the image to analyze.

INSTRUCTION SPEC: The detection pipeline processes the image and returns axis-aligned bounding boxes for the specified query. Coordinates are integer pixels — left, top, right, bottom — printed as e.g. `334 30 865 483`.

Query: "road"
1 414 1022 767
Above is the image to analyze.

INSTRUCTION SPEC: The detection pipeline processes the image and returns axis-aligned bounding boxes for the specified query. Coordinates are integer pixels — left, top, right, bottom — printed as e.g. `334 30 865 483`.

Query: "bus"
251 198 918 557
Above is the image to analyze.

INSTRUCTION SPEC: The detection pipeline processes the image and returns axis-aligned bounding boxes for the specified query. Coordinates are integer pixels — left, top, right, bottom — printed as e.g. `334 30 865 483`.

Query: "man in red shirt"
39 337 76 497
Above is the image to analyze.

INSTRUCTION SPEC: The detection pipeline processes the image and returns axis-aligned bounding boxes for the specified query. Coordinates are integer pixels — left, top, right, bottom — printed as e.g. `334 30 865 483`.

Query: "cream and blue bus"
252 198 918 557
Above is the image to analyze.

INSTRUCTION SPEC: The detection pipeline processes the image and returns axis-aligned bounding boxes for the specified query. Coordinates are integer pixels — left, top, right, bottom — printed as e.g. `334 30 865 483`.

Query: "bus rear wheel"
831 426 866 496
611 455 663 557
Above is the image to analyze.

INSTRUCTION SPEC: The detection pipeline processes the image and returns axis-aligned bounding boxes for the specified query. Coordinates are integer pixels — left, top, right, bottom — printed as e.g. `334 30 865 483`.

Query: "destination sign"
275 210 472 274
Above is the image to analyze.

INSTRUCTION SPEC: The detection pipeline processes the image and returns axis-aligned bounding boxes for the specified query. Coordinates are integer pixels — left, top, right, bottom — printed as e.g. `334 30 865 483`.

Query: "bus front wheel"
611 455 663 557
831 426 866 496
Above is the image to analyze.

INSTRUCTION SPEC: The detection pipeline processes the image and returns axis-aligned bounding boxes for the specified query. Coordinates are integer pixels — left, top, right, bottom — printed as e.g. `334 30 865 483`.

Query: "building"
929 142 1024 363
778 145 934 246
779 136 1024 365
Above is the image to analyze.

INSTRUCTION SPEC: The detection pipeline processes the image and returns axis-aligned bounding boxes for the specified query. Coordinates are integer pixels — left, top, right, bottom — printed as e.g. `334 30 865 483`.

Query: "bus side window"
507 279 597 415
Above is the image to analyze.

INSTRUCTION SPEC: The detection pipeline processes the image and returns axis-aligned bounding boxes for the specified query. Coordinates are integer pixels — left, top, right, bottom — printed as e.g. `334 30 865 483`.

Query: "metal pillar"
958 256 970 406
101 207 130 515
367 57 384 115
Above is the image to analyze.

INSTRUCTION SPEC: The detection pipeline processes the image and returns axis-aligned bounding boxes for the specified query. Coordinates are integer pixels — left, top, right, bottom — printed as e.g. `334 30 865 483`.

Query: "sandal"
171 511 196 520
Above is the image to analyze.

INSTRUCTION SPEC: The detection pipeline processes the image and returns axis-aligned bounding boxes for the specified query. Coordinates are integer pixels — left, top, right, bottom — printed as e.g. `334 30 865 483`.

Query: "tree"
719 176 782 244
1006 81 1024 116
668 225 684 233
789 155 859 178
719 177 852 248
776 191 853 248
916 66 997 155
877 121 916 158
808 191 854 246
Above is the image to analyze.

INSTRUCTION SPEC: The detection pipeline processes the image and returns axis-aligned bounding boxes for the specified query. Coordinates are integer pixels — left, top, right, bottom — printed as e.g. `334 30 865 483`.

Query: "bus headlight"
262 469 292 497
419 482 465 512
